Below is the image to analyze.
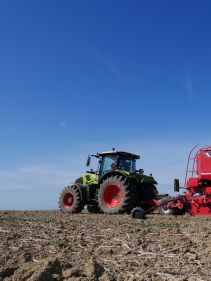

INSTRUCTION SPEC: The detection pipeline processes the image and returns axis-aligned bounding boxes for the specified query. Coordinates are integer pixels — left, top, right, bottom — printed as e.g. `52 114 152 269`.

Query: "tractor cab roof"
98 150 140 159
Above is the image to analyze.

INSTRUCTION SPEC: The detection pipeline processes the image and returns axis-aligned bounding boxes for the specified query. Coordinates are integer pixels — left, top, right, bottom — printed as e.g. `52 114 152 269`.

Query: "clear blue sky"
1 0 211 209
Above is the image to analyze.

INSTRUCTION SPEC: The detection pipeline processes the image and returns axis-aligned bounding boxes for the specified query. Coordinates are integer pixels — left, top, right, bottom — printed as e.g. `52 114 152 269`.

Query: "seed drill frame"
155 146 211 217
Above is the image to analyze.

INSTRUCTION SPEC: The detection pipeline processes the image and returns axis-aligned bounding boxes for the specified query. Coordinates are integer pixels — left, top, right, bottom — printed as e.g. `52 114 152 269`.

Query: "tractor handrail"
184 145 198 187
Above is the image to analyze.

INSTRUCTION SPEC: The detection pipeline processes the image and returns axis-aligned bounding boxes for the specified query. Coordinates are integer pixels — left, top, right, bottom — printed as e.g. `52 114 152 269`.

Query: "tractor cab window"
119 158 136 173
100 155 117 176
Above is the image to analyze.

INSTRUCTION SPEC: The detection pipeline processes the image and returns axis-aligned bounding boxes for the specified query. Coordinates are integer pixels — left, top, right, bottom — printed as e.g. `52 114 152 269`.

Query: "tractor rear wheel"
97 175 134 214
59 184 85 213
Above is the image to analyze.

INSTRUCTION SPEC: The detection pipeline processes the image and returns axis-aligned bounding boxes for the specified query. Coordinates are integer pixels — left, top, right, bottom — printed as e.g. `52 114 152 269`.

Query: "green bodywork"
130 173 156 184
76 169 155 186
75 173 98 186
75 150 157 187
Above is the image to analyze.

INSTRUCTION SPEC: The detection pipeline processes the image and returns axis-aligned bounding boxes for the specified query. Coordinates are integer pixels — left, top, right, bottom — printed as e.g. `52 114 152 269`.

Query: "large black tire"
131 207 146 219
59 184 85 213
97 175 134 214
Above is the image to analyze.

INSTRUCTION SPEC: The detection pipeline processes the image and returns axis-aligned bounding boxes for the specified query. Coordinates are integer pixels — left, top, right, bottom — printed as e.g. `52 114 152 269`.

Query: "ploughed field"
0 211 211 281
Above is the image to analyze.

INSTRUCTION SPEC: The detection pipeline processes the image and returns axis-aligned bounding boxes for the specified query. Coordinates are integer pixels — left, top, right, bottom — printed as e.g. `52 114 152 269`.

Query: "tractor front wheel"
97 175 134 214
59 185 85 213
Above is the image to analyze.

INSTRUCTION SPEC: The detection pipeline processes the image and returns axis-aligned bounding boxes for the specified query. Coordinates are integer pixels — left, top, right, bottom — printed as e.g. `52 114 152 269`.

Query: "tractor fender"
134 174 158 185
99 171 129 185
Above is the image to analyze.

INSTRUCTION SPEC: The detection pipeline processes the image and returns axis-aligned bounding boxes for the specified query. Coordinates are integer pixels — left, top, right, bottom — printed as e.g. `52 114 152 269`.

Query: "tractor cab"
86 149 140 178
98 150 140 178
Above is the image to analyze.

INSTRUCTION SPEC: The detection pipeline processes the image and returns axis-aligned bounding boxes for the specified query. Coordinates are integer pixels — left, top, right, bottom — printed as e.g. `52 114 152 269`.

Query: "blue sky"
1 0 211 209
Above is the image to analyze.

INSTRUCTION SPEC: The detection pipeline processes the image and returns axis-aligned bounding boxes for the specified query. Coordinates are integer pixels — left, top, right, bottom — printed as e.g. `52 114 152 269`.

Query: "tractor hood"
75 173 98 186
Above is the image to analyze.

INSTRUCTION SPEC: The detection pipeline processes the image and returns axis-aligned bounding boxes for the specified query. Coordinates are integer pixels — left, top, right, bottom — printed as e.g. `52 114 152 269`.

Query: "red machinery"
161 146 211 216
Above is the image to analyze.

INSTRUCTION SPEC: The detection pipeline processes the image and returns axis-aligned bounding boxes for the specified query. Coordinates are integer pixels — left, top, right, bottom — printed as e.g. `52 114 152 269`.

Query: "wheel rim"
161 204 171 214
63 192 74 208
103 184 122 208
163 205 168 211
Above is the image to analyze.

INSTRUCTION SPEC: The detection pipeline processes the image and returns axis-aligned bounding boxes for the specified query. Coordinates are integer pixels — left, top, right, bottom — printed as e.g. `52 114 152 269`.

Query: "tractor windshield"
99 154 136 177
119 158 136 173
100 155 117 176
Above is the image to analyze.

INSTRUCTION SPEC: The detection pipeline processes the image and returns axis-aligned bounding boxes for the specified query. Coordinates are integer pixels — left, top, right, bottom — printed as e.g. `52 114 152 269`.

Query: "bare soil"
0 211 210 281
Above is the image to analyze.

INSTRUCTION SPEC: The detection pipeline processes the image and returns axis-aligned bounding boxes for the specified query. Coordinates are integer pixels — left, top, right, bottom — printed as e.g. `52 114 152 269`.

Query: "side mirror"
86 156 91 167
174 179 180 192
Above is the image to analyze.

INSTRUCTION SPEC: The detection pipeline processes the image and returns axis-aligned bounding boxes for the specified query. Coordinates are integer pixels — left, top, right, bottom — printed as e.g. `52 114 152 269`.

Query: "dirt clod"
84 258 104 278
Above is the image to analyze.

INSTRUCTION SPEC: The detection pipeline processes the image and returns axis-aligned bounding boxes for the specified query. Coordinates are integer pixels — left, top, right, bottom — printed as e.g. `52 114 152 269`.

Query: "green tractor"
59 149 159 214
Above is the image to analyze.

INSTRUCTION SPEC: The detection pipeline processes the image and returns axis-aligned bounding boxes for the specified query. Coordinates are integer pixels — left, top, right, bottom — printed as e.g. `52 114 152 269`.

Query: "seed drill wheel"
97 175 134 214
159 196 186 216
158 196 174 215
59 184 85 213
